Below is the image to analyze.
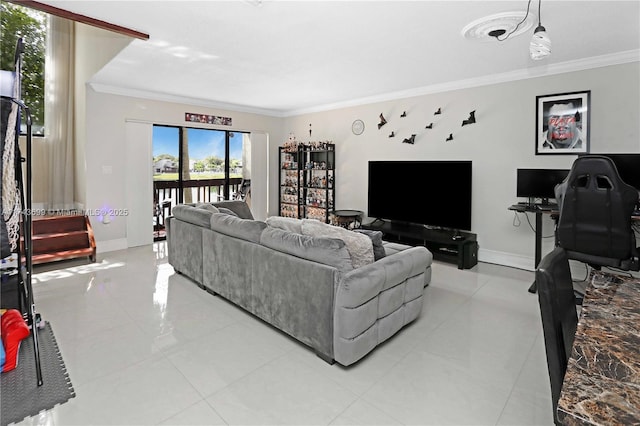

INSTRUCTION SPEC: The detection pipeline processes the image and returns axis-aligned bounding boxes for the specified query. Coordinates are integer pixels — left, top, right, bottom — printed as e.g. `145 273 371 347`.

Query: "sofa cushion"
260 227 353 272
209 213 266 243
301 219 374 269
354 229 386 261
196 203 220 213
265 216 303 234
172 204 213 227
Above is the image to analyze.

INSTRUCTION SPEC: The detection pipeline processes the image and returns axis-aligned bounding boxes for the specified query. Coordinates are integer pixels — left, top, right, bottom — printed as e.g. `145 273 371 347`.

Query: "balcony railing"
154 177 243 211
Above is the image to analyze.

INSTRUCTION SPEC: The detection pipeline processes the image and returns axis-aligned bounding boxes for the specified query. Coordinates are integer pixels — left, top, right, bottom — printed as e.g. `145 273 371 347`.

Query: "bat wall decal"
378 113 387 129
446 133 453 141
425 123 433 129
389 131 395 138
402 134 416 144
434 107 442 115
461 110 476 126
400 111 407 117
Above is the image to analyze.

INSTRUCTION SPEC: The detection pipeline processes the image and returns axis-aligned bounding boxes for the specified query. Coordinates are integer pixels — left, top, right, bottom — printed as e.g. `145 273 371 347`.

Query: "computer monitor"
516 168 570 204
593 154 640 191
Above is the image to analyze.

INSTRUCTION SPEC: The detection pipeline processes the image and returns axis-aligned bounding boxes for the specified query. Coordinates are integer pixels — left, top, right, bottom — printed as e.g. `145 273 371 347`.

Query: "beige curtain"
45 15 75 211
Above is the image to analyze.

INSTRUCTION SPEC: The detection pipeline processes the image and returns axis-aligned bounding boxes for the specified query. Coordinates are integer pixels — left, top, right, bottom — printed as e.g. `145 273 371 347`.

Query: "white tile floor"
15 242 554 425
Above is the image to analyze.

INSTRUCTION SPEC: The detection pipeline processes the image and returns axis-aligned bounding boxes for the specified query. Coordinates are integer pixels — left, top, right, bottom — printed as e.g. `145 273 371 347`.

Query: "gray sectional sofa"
166 200 432 366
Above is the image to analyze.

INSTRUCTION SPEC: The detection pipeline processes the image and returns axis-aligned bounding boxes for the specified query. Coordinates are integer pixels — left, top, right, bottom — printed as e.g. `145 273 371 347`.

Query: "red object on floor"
1 309 30 372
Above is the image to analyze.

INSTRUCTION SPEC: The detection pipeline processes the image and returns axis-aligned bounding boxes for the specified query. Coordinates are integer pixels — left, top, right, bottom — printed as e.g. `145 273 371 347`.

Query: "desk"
508 204 558 293
557 270 640 425
510 204 640 294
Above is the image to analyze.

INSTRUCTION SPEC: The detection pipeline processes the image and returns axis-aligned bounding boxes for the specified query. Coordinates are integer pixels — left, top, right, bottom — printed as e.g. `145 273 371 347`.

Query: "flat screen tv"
516 168 570 202
368 160 472 231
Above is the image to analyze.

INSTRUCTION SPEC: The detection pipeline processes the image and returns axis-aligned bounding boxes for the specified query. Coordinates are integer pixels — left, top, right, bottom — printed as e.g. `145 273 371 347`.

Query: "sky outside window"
152 126 242 160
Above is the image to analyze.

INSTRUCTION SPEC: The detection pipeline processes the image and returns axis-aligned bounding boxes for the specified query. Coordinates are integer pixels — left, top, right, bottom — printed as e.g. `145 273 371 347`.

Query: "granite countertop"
557 270 640 425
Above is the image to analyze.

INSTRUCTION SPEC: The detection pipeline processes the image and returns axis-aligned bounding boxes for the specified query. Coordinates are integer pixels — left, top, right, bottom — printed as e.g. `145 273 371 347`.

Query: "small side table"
332 210 364 229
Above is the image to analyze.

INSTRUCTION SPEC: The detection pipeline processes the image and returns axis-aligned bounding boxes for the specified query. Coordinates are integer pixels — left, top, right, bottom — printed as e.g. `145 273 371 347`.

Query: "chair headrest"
566 155 635 194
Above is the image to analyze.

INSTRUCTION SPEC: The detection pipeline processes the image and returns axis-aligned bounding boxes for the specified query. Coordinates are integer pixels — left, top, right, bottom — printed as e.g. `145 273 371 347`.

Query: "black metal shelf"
279 143 335 222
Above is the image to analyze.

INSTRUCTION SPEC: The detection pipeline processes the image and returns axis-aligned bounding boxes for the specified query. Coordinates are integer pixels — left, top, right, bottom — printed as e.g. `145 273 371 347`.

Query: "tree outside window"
0 1 46 136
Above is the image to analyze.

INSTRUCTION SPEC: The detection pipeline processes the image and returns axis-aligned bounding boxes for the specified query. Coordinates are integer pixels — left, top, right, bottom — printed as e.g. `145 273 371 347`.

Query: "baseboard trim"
478 248 534 271
96 238 128 253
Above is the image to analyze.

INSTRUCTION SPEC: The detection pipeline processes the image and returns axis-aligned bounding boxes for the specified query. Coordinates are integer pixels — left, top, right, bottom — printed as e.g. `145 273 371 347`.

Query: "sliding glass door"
152 125 250 239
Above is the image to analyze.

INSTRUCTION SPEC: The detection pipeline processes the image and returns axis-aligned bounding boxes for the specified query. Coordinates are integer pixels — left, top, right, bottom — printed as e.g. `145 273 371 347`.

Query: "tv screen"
368 160 472 231
516 168 570 200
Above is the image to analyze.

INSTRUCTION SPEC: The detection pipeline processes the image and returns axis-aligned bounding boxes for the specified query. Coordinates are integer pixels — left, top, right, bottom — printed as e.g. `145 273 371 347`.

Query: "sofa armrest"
336 246 430 308
333 246 431 366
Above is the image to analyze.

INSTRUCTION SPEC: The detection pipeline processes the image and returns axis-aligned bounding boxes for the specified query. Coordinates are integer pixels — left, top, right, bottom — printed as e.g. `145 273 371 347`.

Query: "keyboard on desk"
536 204 558 211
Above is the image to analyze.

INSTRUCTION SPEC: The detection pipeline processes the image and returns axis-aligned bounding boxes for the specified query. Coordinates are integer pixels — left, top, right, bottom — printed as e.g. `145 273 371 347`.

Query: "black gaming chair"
536 247 578 426
554 155 640 272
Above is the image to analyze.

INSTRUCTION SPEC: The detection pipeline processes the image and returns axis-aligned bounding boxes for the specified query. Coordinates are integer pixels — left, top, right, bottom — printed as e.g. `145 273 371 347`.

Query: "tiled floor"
16 242 554 425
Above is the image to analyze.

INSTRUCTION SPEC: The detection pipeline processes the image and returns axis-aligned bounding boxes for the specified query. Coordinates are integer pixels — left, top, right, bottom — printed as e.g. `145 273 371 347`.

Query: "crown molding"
91 50 639 119
284 50 640 117
88 83 286 117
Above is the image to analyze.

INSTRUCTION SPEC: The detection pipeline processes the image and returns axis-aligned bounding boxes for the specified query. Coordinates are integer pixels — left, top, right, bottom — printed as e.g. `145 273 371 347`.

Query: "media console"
362 220 478 269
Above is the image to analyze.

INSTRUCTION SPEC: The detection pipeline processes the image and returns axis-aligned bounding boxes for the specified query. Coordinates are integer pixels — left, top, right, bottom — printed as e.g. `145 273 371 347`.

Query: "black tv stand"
362 220 478 269
451 230 465 241
370 217 385 226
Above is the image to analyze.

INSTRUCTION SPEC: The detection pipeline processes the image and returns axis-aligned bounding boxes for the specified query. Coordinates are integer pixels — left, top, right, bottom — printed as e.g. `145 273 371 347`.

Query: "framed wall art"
536 90 590 155
185 112 232 126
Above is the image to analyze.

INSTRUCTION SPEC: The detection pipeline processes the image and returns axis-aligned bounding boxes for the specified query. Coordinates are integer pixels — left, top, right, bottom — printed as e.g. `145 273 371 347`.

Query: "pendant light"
529 0 551 60
465 0 551 60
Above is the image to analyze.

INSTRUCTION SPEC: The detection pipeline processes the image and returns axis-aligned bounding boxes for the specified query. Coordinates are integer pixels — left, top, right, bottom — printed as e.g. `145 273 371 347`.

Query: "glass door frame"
153 124 249 207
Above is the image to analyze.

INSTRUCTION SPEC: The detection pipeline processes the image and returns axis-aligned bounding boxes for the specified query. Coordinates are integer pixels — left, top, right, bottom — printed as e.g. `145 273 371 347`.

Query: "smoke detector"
462 11 535 42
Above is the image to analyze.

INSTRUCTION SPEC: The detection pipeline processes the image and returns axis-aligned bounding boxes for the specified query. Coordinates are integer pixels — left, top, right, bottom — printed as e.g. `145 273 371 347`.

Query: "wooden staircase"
25 215 96 265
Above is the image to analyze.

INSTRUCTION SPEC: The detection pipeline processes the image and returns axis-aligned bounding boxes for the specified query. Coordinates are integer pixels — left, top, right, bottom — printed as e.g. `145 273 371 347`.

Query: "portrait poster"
536 90 590 155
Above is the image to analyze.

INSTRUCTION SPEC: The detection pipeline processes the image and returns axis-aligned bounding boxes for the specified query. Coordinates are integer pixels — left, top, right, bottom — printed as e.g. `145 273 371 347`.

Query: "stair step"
32 231 90 254
32 215 88 234
32 247 95 265
21 215 97 265
32 230 89 240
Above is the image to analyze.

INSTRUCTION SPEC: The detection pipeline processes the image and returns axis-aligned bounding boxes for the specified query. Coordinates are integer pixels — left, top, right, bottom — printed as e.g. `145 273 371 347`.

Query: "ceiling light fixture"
529 0 551 60
462 11 533 42
489 0 551 60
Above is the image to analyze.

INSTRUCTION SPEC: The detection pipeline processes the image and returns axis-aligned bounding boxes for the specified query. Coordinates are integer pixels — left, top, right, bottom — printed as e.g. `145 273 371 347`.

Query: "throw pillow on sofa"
265 216 303 234
210 213 266 243
218 207 239 217
260 227 353 272
354 229 386 261
301 219 374 269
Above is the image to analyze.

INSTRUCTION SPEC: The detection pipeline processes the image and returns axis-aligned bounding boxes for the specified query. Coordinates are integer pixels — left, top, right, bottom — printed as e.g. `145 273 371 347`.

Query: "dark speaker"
462 241 478 269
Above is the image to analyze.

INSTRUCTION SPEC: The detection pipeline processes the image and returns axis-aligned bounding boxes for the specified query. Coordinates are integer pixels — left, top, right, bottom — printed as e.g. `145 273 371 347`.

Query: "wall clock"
352 119 365 135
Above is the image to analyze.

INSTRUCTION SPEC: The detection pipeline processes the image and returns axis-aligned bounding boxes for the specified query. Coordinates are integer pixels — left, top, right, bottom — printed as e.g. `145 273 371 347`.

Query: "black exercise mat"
1 322 75 425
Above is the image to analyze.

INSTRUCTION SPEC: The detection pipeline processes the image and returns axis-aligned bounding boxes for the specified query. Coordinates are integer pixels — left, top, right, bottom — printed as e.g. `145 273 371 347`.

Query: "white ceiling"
39 1 640 116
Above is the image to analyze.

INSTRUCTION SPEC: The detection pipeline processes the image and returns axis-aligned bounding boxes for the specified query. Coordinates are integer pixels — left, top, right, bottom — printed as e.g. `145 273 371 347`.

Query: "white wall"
28 23 131 208
281 62 640 270
74 23 132 209
125 121 153 247
249 132 270 221
83 58 638 269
